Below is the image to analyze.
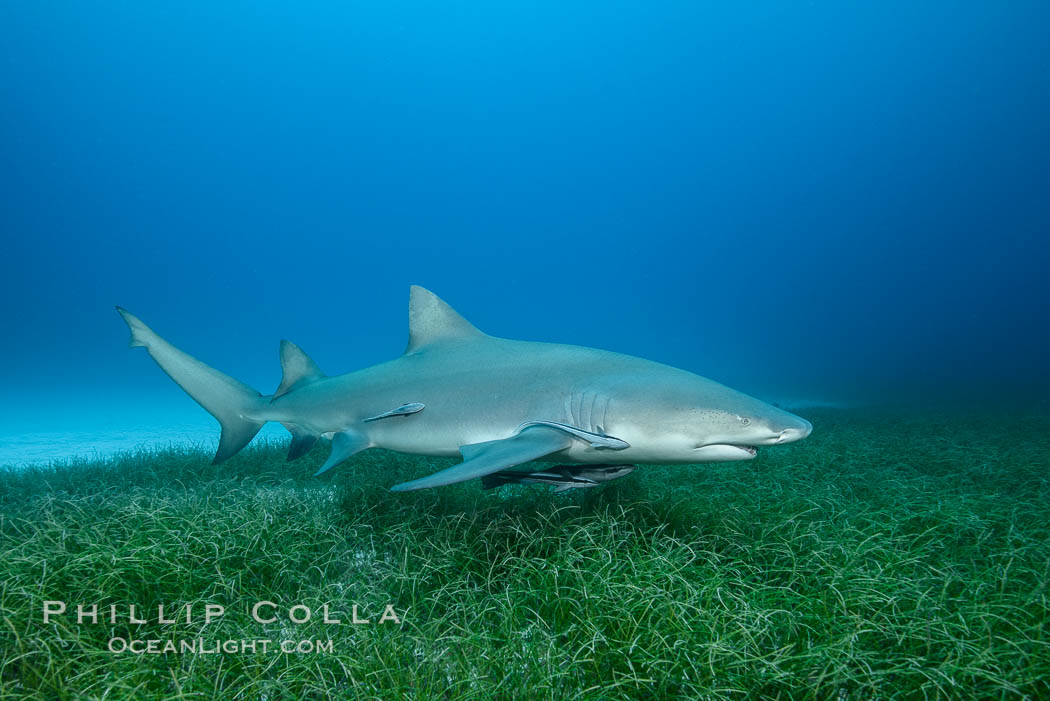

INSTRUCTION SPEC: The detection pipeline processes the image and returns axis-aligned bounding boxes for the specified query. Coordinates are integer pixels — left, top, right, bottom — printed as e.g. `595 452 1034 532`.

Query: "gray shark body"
118 286 811 492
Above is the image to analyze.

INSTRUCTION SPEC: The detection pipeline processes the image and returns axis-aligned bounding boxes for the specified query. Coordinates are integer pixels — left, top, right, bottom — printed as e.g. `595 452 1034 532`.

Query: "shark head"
685 400 813 462
602 369 813 463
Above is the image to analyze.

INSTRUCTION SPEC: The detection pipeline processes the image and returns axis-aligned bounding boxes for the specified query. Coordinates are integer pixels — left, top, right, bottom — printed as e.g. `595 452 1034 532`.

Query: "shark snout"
775 417 812 444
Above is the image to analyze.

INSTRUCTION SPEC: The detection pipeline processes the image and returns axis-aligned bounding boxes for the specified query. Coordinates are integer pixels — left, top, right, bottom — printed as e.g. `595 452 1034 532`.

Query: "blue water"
3 3 1049 466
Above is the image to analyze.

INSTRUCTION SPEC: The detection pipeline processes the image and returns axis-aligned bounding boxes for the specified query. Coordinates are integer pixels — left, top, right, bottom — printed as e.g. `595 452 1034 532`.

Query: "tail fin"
116 307 266 463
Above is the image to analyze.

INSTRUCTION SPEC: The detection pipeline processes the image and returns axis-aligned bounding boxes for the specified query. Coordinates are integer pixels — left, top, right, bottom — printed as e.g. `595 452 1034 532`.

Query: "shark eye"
739 417 751 426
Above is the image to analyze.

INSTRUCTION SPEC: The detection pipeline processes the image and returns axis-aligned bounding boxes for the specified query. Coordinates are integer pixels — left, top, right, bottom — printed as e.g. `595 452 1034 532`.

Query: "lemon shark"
116 286 812 491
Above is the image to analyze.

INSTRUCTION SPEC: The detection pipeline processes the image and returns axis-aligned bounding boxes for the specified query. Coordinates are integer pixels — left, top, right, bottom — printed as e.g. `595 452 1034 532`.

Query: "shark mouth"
693 443 759 459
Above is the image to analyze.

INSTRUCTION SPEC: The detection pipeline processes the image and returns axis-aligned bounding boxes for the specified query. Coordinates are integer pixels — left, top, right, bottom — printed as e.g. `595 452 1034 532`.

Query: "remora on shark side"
117 286 812 492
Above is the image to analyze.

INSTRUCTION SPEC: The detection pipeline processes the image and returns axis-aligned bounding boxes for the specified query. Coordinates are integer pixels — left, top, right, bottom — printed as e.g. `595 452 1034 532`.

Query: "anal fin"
282 423 320 462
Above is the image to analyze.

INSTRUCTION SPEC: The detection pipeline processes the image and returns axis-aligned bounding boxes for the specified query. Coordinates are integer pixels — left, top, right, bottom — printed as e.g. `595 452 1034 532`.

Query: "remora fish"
480 464 636 492
116 286 811 492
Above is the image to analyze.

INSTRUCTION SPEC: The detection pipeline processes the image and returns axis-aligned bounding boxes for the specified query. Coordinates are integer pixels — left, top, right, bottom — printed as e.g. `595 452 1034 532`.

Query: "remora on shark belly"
117 286 812 492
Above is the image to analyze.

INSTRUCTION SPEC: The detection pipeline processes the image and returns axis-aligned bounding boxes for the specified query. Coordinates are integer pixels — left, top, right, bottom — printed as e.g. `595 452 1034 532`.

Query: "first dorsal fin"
273 340 325 399
405 286 485 354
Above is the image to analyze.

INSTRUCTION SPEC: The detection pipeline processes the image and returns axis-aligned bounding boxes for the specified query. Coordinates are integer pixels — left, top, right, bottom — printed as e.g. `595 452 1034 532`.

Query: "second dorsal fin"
274 340 325 399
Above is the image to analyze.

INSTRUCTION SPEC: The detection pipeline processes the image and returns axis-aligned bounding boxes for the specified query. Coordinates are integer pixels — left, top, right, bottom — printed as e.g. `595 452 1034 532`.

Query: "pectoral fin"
314 430 371 476
389 427 572 492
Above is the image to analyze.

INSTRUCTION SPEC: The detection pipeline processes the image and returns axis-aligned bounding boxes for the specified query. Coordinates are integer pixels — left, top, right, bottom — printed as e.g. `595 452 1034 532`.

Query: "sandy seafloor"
0 421 290 468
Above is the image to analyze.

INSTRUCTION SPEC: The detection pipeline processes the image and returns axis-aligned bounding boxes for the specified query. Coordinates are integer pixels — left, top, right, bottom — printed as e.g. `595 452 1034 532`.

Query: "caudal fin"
116 307 266 463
